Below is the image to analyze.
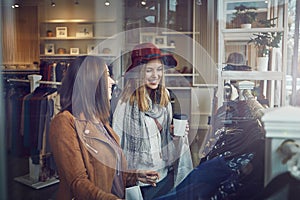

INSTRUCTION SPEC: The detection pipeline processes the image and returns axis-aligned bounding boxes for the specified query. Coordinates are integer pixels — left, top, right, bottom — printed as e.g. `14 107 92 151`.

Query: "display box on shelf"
76 24 93 38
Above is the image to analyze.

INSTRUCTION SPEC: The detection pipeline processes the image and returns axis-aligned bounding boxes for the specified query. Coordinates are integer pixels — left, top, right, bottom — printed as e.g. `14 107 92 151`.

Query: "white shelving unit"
217 0 288 108
221 71 283 80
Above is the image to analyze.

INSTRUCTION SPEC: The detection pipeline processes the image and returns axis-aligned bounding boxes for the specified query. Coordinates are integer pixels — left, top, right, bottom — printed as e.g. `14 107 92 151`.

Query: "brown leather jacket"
49 111 136 200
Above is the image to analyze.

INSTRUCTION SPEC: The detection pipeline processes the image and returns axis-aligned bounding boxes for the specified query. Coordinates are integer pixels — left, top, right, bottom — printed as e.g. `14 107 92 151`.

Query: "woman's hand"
136 170 160 187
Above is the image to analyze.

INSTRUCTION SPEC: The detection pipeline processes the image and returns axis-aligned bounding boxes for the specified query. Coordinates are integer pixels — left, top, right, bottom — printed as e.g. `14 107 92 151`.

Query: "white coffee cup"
173 113 188 136
125 185 144 200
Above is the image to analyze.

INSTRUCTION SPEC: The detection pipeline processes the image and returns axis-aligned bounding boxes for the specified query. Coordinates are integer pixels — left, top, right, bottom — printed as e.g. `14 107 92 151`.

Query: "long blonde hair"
121 63 170 112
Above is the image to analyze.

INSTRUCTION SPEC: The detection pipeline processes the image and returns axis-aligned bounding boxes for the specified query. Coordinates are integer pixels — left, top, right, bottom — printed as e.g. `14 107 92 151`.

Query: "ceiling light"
12 3 19 8
104 0 110 6
51 0 56 7
74 0 79 5
141 0 146 6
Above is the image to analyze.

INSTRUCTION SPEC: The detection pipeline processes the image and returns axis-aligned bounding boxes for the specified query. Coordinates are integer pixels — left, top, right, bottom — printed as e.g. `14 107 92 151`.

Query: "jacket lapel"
75 119 120 146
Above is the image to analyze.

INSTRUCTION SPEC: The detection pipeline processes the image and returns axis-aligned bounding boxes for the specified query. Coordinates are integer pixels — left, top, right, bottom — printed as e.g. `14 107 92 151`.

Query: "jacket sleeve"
49 114 118 200
124 170 138 187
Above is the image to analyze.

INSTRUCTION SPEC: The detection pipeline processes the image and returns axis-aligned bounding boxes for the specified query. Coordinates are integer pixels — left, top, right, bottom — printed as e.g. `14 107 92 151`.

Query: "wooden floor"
6 153 58 200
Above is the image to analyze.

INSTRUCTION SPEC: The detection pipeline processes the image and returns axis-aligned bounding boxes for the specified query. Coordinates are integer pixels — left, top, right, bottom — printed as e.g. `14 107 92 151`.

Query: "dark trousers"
154 157 235 200
141 169 174 200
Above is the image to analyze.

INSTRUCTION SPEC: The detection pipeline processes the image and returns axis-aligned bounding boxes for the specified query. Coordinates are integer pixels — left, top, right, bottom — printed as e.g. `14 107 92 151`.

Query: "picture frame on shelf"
87 44 97 54
70 48 80 55
154 36 167 46
140 33 155 43
76 24 93 38
56 27 67 38
44 43 55 55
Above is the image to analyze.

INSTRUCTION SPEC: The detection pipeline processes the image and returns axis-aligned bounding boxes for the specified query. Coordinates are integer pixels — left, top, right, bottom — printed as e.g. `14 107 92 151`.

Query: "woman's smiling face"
144 59 163 90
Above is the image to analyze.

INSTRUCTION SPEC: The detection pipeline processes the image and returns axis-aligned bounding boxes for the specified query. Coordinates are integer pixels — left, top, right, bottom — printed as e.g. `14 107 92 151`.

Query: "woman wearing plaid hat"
112 43 193 200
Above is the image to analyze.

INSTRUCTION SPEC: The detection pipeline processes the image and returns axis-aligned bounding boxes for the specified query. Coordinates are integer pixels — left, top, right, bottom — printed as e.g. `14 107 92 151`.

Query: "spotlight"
12 3 19 8
104 0 110 6
196 0 202 6
141 0 146 6
51 0 56 7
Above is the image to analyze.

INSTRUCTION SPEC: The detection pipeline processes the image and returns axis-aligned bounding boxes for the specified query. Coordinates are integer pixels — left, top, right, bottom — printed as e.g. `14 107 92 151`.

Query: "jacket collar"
74 117 120 145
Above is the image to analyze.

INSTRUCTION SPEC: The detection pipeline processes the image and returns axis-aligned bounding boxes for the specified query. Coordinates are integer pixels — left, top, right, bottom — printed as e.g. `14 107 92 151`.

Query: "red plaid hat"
125 43 177 78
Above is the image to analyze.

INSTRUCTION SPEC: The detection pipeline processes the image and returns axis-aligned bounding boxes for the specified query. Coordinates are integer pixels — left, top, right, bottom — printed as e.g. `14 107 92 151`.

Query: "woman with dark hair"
112 43 193 200
49 55 159 200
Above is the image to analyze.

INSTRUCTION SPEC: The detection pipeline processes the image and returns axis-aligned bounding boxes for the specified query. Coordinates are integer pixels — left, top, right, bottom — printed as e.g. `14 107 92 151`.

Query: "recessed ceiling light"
105 0 110 6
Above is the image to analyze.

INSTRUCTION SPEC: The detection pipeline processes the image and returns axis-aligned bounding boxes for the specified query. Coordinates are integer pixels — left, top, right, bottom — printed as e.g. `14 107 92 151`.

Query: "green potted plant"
248 18 282 70
248 32 282 57
232 5 257 28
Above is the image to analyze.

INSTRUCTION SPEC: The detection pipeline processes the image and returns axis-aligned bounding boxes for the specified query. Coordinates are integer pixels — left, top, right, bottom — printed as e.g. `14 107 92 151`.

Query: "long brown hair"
121 61 170 112
59 56 110 124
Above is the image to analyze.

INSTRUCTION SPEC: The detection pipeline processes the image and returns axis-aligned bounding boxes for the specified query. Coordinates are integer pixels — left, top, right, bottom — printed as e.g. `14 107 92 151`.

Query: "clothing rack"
8 74 60 189
8 74 62 93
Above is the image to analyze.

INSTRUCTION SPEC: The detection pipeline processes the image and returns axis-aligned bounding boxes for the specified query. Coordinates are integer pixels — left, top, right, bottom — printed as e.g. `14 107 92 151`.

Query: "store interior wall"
0 2 7 199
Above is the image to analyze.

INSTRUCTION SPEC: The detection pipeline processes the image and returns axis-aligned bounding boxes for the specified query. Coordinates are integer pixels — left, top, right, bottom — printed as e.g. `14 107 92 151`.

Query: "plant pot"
257 56 269 71
241 23 252 29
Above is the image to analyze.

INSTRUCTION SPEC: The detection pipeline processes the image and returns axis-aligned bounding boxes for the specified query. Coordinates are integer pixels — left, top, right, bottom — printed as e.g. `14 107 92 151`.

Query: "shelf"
40 54 115 57
157 45 176 49
40 36 112 40
161 31 200 35
165 73 194 77
222 27 284 33
40 54 82 57
221 27 284 41
2 69 39 72
167 87 192 90
40 19 116 23
2 70 40 75
221 71 283 80
2 62 34 65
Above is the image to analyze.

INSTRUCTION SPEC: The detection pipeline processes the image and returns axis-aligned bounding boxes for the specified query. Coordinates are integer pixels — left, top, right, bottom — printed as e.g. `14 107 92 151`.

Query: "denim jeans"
141 169 175 200
154 157 235 200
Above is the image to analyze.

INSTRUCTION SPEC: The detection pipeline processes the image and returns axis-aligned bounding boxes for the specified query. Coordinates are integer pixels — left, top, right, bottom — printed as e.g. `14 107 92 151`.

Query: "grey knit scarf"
119 95 173 169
